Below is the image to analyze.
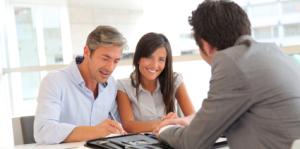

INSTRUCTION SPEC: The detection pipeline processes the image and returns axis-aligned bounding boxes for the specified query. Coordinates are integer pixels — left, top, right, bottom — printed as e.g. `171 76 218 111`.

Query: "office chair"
12 116 35 144
20 116 35 144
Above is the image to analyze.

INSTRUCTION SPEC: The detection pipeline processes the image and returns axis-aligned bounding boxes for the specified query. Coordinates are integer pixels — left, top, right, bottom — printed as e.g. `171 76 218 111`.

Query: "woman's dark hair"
130 32 175 113
189 0 251 50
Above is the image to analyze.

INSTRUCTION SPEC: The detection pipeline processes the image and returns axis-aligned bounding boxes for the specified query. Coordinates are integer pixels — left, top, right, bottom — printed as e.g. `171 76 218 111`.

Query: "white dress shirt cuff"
158 125 179 135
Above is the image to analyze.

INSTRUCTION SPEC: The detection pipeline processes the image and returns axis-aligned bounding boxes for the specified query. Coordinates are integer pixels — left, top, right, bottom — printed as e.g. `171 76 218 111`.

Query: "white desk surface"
14 142 88 149
15 142 229 149
15 139 300 149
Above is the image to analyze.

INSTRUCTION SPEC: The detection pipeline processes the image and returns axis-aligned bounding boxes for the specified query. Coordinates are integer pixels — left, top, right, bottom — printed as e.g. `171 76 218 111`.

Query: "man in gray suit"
155 0 300 149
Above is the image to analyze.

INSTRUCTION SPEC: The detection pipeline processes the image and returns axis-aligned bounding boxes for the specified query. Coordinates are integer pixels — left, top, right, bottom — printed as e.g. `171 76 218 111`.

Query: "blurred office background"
0 0 300 147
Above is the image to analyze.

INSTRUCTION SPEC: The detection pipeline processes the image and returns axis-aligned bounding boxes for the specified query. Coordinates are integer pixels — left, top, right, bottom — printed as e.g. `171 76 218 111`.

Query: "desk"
14 142 88 149
15 141 229 149
15 143 229 149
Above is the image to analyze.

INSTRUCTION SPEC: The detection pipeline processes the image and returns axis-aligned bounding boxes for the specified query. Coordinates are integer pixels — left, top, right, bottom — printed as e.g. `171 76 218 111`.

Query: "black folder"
85 133 173 149
85 133 227 149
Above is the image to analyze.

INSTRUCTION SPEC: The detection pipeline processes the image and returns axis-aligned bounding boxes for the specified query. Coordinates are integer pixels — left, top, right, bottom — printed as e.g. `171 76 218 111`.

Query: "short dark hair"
189 0 251 50
86 25 127 54
130 32 175 113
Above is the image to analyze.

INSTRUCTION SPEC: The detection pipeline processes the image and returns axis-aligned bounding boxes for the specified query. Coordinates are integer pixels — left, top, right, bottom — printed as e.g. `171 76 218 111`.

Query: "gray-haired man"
34 26 127 144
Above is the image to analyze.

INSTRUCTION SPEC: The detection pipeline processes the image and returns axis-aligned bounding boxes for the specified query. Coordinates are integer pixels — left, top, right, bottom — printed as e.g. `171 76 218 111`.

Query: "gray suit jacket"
159 36 300 149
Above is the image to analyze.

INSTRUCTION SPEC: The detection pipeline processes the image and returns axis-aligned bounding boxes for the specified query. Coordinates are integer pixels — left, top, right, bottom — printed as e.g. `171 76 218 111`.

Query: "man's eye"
102 58 109 61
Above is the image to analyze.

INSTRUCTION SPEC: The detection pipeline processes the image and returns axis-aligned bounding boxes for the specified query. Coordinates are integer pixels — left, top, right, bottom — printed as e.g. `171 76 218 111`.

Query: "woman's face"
138 47 167 82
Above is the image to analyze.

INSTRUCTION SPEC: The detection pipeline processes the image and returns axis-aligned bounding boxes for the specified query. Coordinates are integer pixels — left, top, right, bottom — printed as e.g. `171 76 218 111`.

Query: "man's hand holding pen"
108 112 127 135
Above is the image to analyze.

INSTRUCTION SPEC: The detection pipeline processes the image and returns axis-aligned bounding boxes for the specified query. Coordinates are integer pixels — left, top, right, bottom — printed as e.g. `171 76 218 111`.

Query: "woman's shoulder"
173 72 184 90
173 72 183 81
117 78 135 90
117 78 131 85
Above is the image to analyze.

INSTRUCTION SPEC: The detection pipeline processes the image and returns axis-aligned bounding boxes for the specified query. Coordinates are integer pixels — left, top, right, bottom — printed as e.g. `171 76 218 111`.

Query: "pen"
109 112 116 120
108 112 126 134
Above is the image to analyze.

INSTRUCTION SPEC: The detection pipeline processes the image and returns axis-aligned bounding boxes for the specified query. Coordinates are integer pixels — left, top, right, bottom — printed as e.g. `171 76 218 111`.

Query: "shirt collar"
69 61 85 86
234 35 254 46
138 79 161 93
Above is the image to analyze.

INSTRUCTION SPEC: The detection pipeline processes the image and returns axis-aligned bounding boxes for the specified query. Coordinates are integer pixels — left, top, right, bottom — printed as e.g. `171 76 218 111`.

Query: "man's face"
86 45 122 83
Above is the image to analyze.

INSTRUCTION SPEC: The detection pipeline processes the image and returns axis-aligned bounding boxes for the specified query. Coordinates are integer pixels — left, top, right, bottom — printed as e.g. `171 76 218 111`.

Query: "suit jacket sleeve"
159 53 254 149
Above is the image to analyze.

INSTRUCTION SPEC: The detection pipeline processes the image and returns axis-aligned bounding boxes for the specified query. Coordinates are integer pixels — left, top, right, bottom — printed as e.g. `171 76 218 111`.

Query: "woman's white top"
117 73 183 121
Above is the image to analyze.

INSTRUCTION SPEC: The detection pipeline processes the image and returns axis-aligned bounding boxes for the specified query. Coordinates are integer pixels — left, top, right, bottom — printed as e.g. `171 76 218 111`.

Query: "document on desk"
105 133 122 138
214 137 228 148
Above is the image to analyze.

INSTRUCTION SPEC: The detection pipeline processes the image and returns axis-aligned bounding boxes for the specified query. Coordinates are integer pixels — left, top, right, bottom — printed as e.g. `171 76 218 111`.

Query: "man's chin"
97 77 109 83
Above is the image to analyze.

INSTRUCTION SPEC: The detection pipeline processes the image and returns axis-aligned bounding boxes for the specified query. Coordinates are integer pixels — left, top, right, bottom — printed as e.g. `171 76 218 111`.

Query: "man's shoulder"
215 41 277 62
42 65 71 83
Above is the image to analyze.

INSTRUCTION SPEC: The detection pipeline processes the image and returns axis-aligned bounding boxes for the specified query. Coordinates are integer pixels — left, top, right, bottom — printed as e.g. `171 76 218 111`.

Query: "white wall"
68 4 144 56
174 60 211 110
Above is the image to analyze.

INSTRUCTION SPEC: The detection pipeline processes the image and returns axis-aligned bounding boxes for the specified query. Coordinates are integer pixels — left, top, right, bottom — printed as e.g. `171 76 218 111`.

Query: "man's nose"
105 60 116 72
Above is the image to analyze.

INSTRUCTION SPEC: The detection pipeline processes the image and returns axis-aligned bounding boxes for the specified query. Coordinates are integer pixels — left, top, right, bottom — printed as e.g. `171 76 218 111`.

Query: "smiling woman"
116 32 196 133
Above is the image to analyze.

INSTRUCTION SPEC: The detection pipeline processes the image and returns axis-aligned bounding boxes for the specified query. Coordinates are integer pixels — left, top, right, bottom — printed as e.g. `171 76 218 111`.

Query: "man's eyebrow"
101 54 112 59
102 54 121 60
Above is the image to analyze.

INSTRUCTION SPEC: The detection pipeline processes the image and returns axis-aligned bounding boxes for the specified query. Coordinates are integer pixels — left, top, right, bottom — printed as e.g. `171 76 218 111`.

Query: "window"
284 23 300 37
282 0 300 14
6 4 71 117
292 54 300 64
250 3 278 18
253 26 279 39
14 7 39 67
13 7 41 103
43 7 64 65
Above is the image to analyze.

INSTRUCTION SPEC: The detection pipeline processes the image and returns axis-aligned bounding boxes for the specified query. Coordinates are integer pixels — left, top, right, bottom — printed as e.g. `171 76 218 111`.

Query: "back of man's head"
189 0 251 51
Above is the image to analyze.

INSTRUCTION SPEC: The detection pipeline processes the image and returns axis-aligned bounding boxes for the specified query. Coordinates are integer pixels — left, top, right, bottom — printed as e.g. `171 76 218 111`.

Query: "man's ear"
83 46 90 57
200 39 216 56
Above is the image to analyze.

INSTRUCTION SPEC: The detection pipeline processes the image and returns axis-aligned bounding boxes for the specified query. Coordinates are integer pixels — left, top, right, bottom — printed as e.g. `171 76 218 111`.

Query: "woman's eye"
159 58 166 62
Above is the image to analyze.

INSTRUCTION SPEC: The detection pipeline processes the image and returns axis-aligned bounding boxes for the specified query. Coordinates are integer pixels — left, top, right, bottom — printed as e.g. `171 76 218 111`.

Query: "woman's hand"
160 112 178 121
153 114 195 136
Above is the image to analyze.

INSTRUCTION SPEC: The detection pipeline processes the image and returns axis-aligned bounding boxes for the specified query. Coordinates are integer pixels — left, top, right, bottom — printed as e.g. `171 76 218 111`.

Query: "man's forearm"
63 126 101 143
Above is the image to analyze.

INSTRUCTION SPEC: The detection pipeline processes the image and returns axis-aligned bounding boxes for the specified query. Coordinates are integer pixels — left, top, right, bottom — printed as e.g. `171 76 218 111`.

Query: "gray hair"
86 25 127 52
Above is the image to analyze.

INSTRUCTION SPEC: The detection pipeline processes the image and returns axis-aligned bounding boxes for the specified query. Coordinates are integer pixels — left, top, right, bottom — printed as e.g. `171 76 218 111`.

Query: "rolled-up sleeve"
34 73 76 144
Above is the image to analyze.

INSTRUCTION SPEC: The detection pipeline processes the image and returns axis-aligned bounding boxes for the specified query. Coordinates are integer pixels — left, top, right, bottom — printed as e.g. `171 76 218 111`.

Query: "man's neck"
78 61 98 99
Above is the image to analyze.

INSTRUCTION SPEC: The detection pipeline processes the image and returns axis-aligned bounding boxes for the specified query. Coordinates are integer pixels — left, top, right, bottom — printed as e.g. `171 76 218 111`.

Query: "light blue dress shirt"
34 59 118 144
